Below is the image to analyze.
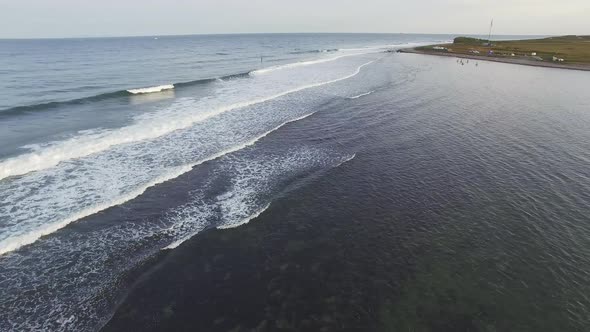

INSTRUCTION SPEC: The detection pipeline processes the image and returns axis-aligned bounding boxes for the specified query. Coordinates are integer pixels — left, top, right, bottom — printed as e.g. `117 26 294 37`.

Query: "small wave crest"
127 84 175 95
217 203 271 230
0 112 316 256
348 91 375 99
289 48 340 55
0 73 251 117
0 164 192 256
0 59 375 181
251 52 368 76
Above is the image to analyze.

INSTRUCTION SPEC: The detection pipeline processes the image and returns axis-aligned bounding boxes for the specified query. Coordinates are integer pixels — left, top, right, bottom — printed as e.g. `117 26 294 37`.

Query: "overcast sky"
1 0 589 38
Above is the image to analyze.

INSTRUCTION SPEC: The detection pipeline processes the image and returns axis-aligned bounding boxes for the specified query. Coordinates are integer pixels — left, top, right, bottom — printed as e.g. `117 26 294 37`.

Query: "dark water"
103 55 590 331
1 34 589 331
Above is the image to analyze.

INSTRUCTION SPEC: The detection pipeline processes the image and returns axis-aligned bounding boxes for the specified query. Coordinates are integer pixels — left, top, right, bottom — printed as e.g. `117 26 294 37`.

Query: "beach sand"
399 48 590 71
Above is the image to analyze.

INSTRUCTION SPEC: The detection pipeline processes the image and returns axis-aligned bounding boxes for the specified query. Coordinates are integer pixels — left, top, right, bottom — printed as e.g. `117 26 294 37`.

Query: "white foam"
250 52 370 75
164 151 357 251
127 84 174 94
161 113 315 251
0 113 316 256
348 90 375 99
0 59 375 181
217 203 271 230
0 164 192 256
250 41 440 76
336 153 356 167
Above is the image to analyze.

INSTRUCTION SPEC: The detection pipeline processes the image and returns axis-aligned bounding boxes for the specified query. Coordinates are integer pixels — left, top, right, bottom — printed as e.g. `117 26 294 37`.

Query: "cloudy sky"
1 0 589 38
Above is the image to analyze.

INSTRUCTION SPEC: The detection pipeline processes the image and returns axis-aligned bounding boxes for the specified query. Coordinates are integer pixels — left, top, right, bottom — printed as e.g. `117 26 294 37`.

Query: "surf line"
251 52 372 75
0 58 377 181
127 84 174 94
0 113 316 256
164 152 358 251
348 90 375 99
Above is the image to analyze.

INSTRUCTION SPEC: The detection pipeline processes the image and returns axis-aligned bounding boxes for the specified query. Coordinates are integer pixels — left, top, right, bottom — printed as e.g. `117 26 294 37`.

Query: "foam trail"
251 52 372 75
0 113 315 256
161 113 315 250
348 91 375 99
336 153 356 167
0 164 192 256
217 203 271 230
127 84 174 94
0 59 376 181
165 152 357 250
164 203 270 250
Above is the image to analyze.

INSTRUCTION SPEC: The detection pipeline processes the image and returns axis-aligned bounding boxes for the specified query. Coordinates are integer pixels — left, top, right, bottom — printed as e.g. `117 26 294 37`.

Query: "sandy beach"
399 48 590 71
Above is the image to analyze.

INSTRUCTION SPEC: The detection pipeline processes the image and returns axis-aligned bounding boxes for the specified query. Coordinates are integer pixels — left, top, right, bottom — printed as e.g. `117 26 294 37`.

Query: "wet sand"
399 48 590 71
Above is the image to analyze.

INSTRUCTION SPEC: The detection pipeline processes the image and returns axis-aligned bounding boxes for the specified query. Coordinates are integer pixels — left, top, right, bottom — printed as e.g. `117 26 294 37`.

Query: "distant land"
400 36 590 71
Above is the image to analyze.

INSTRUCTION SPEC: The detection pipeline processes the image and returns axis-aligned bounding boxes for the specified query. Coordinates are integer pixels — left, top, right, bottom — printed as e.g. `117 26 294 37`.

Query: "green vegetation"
453 36 490 45
417 36 590 64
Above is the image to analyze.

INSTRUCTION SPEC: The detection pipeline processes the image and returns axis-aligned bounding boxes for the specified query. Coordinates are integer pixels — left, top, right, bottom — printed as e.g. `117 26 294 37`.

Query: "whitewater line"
161 113 316 250
127 84 174 94
250 52 371 75
348 91 375 99
0 113 316 256
251 41 425 76
163 151 356 251
164 202 272 250
217 203 272 230
336 153 356 167
0 58 377 182
0 165 192 256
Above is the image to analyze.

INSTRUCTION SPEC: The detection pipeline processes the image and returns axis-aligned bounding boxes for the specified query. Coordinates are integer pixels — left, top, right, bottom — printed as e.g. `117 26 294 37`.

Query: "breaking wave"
0 60 376 181
348 91 375 99
0 73 250 117
127 84 174 94
0 112 316 256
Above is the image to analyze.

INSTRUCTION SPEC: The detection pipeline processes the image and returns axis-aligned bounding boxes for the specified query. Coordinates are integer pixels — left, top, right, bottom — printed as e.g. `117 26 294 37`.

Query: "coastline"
399 48 590 71
98 53 590 332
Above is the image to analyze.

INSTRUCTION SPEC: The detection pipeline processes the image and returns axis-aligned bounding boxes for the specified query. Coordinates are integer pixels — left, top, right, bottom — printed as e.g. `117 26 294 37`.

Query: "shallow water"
104 54 590 331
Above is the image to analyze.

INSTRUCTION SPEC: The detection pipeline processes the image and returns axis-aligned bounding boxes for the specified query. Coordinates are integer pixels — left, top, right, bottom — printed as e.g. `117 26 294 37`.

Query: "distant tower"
487 19 494 46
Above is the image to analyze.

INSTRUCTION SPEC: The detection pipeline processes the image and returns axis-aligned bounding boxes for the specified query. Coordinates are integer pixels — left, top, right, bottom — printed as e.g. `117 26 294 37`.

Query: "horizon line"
0 31 563 41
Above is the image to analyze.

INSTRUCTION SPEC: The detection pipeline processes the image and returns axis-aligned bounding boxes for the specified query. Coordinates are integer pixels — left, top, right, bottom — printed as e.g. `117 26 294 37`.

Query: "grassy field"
417 36 590 64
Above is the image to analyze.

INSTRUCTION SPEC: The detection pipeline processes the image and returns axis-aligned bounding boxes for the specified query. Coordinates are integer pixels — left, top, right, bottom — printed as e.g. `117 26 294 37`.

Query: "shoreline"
399 48 590 72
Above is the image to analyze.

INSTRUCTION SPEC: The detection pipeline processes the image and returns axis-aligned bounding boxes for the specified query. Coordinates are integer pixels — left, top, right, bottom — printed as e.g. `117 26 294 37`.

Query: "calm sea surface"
0 34 588 331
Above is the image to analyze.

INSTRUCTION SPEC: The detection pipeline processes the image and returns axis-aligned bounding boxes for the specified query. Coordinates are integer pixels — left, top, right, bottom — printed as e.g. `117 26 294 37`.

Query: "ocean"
1 34 589 332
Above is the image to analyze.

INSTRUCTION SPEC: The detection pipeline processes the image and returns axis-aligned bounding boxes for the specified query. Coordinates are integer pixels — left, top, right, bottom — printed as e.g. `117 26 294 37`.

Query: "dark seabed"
1 34 589 332
103 55 590 331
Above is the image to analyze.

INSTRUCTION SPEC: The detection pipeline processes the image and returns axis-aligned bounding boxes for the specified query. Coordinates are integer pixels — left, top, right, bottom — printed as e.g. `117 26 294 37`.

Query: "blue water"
0 34 454 159
0 34 447 111
2 33 588 332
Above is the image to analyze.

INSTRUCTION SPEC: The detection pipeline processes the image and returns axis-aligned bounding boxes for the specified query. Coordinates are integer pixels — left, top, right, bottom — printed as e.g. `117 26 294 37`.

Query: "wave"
0 60 376 181
289 48 340 55
250 52 372 76
348 91 375 99
162 150 356 251
164 202 271 250
161 113 316 251
0 113 316 256
217 203 271 230
335 153 356 167
127 84 174 94
0 72 251 117
0 164 193 256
